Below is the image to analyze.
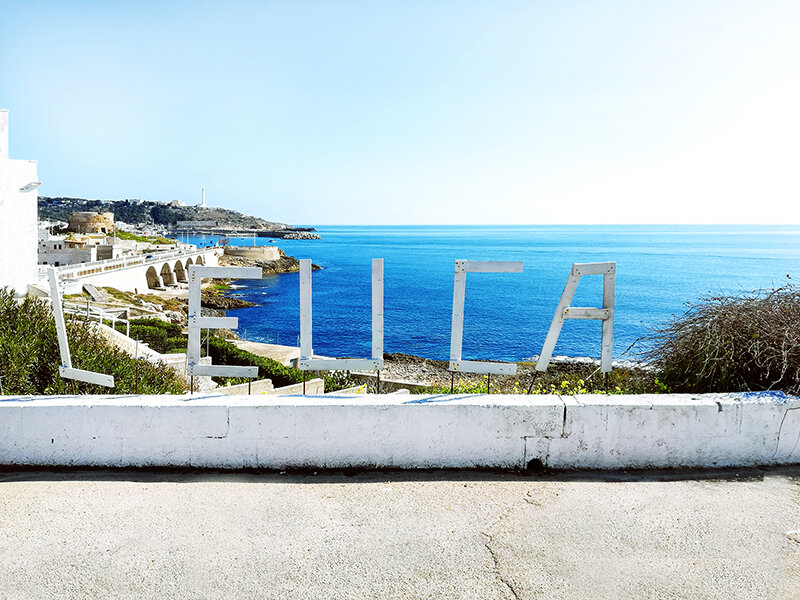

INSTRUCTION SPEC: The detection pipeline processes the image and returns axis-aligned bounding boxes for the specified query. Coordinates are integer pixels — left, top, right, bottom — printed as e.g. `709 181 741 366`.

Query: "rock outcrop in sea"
220 247 321 274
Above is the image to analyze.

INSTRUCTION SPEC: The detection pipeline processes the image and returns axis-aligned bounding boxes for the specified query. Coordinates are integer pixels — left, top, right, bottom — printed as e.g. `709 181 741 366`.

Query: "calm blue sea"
187 225 800 362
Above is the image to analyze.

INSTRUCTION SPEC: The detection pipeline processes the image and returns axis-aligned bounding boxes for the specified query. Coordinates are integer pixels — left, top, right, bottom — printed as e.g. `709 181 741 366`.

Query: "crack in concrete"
773 407 800 458
479 488 553 600
522 436 527 468
481 531 522 600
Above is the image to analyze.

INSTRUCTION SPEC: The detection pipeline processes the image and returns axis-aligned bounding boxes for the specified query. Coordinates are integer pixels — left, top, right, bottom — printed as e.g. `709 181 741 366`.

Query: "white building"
38 236 97 266
0 110 39 296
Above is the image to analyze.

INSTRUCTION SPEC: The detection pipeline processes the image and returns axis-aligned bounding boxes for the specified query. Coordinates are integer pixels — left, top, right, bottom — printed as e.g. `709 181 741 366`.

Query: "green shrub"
322 371 359 392
0 287 186 394
164 336 188 349
116 319 183 354
127 325 169 350
206 335 304 388
165 348 187 355
642 285 800 394
126 318 182 338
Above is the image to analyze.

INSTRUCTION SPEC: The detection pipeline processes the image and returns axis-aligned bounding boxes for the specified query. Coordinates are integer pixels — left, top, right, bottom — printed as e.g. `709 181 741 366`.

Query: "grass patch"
114 230 177 245
208 281 230 292
425 362 658 395
136 294 186 312
101 287 186 313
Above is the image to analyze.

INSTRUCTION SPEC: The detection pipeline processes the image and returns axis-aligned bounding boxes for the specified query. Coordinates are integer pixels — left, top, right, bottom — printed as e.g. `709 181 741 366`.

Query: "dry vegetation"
641 284 800 394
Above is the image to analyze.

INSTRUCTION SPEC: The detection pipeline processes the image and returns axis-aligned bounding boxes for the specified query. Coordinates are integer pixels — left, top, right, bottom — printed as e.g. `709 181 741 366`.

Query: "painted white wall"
0 109 39 296
39 246 97 266
1 393 797 469
224 246 280 260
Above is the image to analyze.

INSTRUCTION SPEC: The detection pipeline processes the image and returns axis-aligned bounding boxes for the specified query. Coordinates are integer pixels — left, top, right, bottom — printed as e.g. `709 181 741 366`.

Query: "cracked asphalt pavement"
1 467 798 599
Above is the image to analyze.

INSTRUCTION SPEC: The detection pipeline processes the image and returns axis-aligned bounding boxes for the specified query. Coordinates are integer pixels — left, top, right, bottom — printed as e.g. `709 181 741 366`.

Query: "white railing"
63 300 131 337
53 247 217 280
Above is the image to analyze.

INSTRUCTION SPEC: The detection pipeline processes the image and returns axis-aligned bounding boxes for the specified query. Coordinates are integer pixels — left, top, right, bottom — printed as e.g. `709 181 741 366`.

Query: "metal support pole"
376 370 380 394
527 371 538 395
450 373 454 394
487 374 491 394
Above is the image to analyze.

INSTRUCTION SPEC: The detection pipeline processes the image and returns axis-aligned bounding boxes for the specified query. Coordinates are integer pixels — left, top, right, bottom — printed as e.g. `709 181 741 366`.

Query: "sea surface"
187 225 800 363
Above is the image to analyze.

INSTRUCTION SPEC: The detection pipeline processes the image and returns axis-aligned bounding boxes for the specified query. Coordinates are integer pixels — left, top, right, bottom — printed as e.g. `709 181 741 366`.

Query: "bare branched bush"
642 285 800 394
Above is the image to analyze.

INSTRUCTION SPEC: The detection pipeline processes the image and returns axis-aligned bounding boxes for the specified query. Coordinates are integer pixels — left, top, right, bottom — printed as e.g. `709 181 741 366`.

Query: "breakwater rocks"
280 231 321 239
221 246 321 274
257 227 321 239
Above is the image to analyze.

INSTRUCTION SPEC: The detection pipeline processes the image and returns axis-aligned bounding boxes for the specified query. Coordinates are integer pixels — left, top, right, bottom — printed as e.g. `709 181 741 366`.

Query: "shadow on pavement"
1 464 798 485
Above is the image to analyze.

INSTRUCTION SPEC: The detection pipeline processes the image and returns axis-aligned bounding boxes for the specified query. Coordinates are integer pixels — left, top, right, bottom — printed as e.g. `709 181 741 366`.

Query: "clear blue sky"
2 1 798 224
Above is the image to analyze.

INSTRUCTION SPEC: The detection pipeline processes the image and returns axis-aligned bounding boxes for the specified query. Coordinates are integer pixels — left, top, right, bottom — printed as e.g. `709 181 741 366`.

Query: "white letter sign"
536 262 615 373
449 260 523 375
298 258 384 371
187 265 262 378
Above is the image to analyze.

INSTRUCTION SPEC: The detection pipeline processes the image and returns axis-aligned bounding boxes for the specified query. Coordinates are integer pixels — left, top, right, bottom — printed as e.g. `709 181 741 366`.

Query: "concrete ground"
230 339 300 367
0 467 798 599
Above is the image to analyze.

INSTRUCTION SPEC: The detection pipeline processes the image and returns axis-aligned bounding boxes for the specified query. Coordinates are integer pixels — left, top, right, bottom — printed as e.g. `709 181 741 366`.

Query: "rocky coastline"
367 353 655 394
201 289 256 310
219 248 321 274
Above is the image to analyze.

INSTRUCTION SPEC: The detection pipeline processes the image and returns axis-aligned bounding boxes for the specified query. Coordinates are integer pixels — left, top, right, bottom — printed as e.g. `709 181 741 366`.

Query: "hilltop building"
0 109 39 296
67 211 115 234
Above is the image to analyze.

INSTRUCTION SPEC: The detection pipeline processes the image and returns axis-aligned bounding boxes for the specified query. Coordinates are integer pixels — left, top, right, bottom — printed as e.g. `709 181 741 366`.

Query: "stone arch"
174 260 187 283
195 255 205 265
160 262 176 286
146 266 161 289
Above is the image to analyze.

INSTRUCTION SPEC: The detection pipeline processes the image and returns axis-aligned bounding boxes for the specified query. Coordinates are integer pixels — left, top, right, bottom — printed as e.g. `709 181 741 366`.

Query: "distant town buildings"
0 109 39 295
177 220 217 228
37 228 140 267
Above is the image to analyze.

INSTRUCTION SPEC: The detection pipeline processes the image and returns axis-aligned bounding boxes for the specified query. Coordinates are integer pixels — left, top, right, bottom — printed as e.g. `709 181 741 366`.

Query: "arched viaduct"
56 248 221 294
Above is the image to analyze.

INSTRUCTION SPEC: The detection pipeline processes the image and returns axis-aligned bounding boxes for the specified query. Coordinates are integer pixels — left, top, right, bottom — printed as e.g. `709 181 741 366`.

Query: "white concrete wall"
39 247 97 266
224 246 280 260
216 378 275 395
272 378 325 395
1 393 798 470
0 109 39 296
214 378 327 395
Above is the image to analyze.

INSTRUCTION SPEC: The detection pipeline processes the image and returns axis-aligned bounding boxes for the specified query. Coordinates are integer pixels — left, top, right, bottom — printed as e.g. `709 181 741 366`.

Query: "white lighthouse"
200 188 207 208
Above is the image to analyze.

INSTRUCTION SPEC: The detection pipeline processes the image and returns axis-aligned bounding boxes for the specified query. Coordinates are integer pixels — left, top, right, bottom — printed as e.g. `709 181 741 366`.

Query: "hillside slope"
39 197 290 230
